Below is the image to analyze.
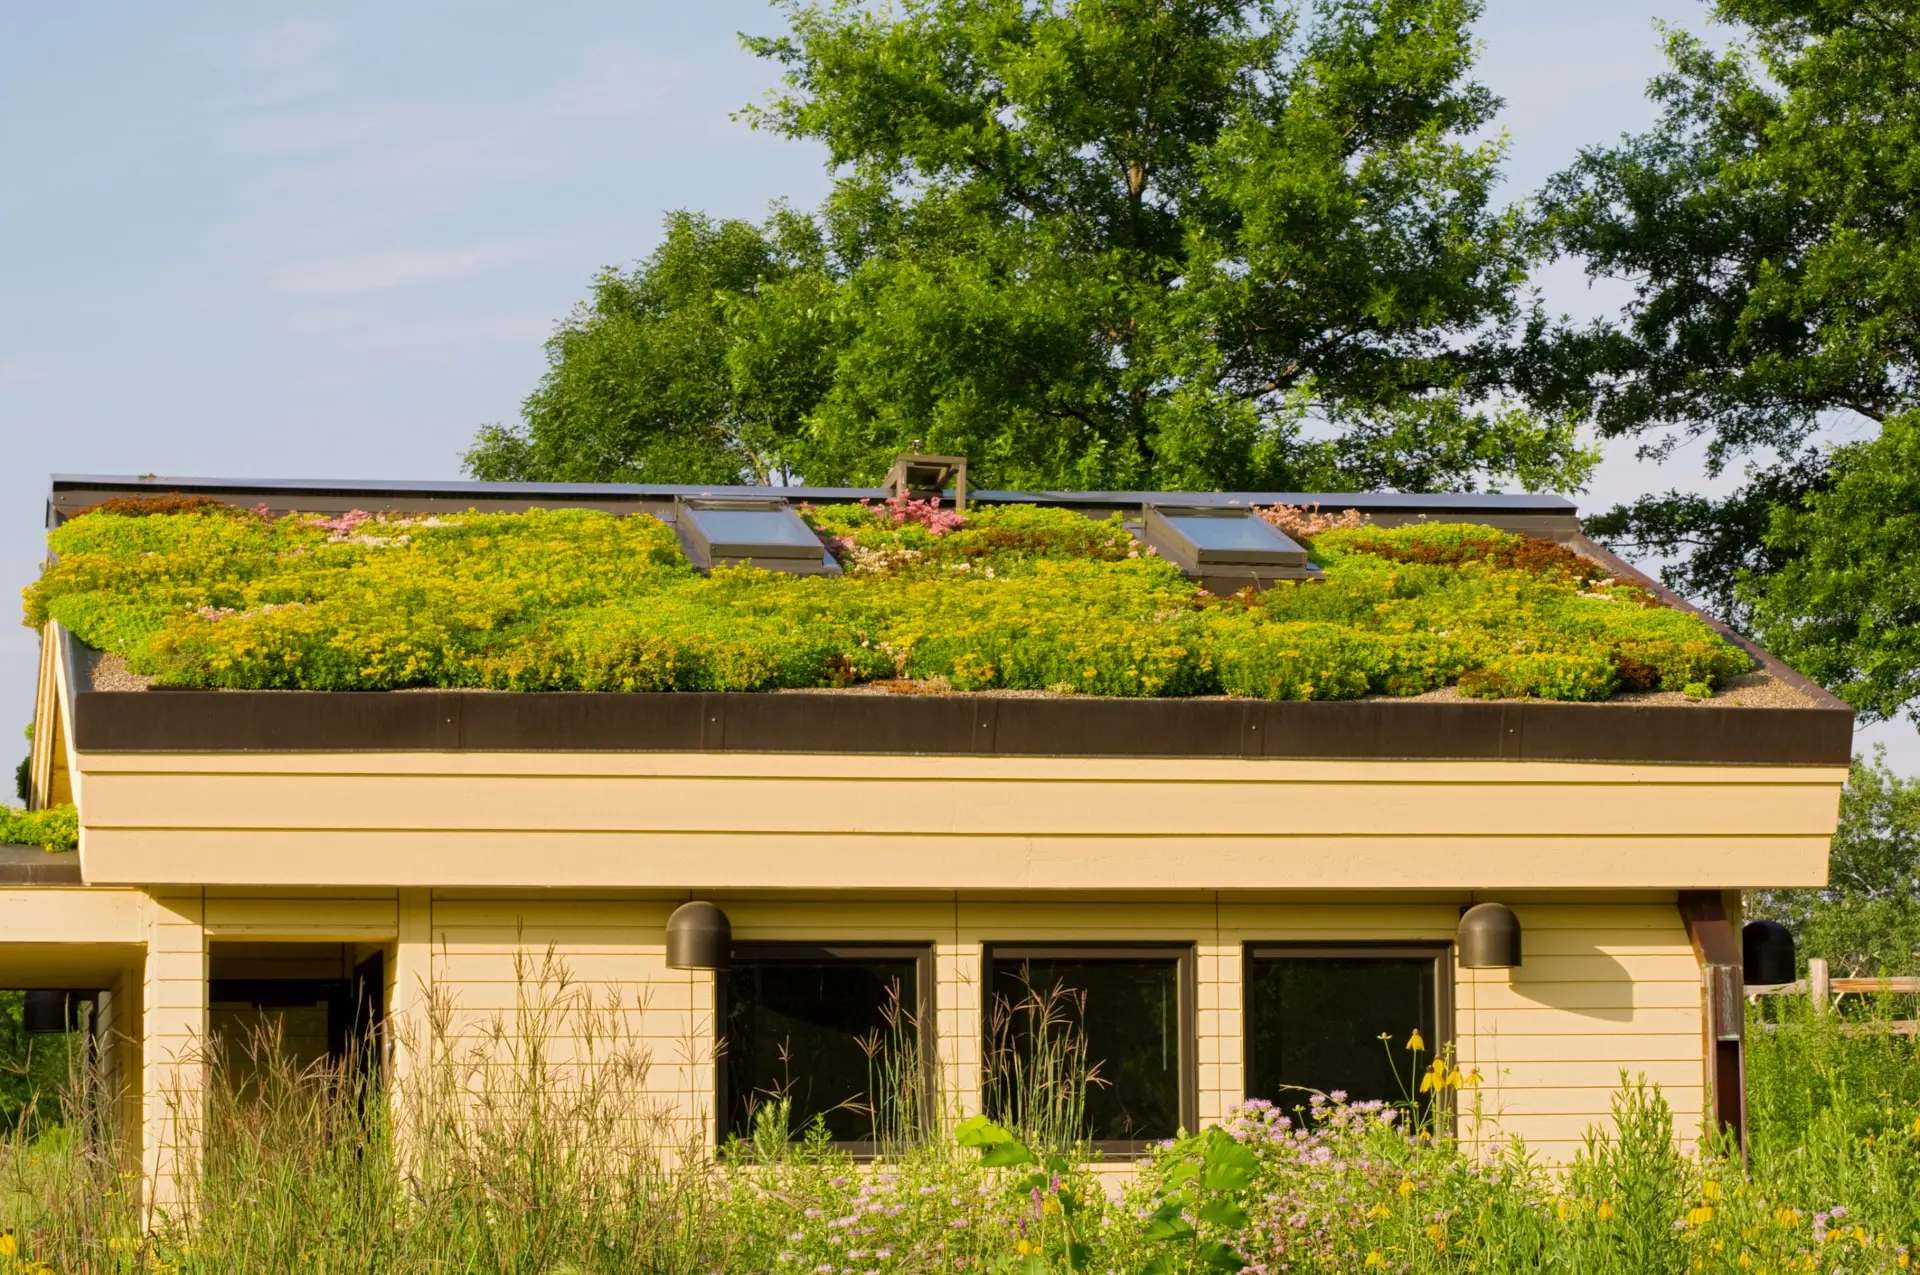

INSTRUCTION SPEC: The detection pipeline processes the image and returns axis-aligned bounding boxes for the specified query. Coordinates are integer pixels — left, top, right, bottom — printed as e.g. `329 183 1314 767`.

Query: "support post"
142 891 207 1223
1678 890 1746 1159
1809 956 1831 1014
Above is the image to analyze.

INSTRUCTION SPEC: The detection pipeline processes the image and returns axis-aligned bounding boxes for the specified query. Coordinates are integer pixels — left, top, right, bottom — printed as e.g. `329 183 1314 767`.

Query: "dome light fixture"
1458 902 1522 969
666 901 732 972
1742 918 1796 987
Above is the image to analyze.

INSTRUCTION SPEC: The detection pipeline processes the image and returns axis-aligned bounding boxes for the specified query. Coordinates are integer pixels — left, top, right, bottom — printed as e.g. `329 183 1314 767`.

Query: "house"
1 464 1849 1209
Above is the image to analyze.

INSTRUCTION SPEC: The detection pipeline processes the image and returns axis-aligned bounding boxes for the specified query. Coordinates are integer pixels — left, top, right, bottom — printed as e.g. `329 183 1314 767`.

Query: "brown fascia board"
0 846 82 885
69 683 1852 765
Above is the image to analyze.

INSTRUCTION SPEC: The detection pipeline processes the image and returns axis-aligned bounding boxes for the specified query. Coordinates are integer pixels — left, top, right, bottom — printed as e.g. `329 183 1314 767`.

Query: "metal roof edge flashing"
66 686 1855 767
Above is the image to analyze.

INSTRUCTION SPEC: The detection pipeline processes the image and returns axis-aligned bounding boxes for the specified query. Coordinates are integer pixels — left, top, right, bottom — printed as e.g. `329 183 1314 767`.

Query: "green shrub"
1459 651 1620 701
0 804 77 852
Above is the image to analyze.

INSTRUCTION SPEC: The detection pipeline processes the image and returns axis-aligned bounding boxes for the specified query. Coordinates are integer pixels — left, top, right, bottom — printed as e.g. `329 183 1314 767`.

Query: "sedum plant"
23 500 1753 702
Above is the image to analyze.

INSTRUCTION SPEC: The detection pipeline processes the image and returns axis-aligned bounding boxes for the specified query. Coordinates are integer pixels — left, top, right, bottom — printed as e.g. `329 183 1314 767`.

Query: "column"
141 890 206 1222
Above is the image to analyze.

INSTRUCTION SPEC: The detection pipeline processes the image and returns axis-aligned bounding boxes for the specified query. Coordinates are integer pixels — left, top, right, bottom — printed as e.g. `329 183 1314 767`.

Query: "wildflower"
1775 1207 1801 1228
1704 1180 1722 1200
1367 1204 1391 1220
1406 1028 1426 1052
1688 1206 1715 1227
0 1238 12 1258
1364 1252 1386 1268
1427 1222 1447 1249
1556 1199 1570 1223
1398 1178 1416 1197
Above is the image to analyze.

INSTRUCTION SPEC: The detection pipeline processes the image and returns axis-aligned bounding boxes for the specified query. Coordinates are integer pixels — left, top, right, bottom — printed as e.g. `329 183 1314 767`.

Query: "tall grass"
1 976 1917 1273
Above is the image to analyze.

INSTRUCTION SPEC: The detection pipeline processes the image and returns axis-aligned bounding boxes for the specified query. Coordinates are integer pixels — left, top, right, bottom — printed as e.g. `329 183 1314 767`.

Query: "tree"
464 209 839 486
471 0 1594 494
1751 749 1920 978
1535 2 1920 648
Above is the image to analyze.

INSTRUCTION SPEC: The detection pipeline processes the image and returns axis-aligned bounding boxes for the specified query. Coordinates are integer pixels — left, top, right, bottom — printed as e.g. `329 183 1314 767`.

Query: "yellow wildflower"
1399 1178 1416 1197
1774 1207 1801 1228
1406 1028 1426 1052
1364 1252 1386 1269
0 1238 13 1258
1704 1180 1722 1200
1739 1254 1753 1270
1687 1205 1715 1227
1368 1204 1391 1220
1427 1223 1448 1249
1556 1199 1571 1223
1597 1201 1616 1222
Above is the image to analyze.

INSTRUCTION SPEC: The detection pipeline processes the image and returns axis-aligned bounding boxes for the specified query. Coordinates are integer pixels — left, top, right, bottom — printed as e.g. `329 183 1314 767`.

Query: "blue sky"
3 1 1911 773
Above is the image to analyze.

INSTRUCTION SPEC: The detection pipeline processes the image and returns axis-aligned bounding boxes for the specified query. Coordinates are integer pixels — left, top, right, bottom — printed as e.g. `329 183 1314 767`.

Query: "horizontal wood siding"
72 753 1843 890
385 891 1703 1164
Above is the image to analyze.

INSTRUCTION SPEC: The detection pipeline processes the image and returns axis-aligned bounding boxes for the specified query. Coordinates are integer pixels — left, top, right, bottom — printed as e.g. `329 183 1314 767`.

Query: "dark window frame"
1241 941 1455 1127
981 942 1196 1157
715 941 937 1154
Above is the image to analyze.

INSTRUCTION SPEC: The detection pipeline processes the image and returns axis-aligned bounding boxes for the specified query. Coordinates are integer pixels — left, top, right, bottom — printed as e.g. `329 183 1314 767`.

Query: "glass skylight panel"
679 499 825 561
1146 506 1307 566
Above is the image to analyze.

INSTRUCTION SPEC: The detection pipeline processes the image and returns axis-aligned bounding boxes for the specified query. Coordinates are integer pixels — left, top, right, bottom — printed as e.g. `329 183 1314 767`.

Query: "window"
984 945 1193 1152
719 944 932 1147
675 498 837 574
1243 944 1450 1120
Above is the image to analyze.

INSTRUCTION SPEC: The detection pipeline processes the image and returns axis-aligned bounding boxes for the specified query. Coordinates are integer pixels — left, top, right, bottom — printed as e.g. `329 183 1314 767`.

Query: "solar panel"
1145 506 1307 567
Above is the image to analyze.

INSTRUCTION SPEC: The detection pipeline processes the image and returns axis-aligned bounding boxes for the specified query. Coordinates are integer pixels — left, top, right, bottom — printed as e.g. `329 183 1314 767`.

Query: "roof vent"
1742 919 1796 987
885 454 967 511
666 901 732 971
1457 902 1522 969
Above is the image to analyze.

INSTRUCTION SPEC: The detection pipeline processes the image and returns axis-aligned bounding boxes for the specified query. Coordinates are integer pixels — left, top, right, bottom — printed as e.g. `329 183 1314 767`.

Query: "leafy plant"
0 805 77 853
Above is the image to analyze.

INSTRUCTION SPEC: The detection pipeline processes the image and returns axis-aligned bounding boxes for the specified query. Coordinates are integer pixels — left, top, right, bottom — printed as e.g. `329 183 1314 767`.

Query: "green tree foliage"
0 992 72 1134
1752 749 1920 978
1534 2 1920 647
468 0 1594 495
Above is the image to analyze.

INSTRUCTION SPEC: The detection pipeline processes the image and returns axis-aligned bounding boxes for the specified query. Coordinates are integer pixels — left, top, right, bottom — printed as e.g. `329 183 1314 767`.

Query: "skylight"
1140 506 1312 584
675 498 836 574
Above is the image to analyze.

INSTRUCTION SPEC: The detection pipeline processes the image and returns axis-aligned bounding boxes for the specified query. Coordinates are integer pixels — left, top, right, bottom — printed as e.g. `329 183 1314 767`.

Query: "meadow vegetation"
0 965 1914 1274
23 500 1751 703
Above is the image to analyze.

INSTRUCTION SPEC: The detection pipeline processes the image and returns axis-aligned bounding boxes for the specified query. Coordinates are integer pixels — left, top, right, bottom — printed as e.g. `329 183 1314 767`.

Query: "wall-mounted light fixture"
1742 918 1796 986
666 901 732 972
1457 902 1522 969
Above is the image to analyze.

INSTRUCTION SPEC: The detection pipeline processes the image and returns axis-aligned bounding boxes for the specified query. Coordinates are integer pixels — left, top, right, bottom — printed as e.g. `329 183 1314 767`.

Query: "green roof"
26 498 1754 702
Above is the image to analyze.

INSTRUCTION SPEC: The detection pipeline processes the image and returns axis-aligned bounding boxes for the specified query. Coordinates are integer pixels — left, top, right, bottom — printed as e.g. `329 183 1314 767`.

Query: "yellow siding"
73 753 1843 890
370 890 1705 1163
1458 903 1706 1161
142 891 206 1218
